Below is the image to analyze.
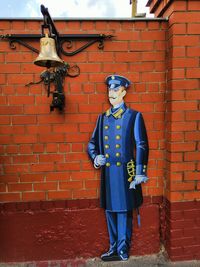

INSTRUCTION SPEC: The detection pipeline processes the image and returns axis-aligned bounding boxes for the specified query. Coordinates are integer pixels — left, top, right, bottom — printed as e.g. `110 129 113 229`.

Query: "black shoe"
118 249 129 261
101 249 119 261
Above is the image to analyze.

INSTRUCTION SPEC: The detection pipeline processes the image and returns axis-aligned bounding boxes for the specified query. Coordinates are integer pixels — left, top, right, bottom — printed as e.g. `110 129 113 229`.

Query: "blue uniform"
88 103 149 211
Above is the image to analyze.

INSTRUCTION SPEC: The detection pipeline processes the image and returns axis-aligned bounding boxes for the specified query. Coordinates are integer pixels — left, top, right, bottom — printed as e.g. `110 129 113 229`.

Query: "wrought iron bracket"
0 33 113 56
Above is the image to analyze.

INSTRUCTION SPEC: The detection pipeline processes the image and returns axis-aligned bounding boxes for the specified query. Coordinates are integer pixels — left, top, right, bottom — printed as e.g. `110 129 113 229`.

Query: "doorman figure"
88 75 149 261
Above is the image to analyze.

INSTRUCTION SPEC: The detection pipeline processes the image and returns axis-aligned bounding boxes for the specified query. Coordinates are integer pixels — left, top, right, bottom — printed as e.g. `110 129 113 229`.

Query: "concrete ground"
86 252 200 267
0 251 200 267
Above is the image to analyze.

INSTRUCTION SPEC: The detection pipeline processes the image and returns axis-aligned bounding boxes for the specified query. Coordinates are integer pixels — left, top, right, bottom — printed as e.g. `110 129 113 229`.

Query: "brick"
116 31 140 41
173 12 200 23
185 132 200 141
173 58 199 68
129 41 154 51
30 163 55 172
186 68 200 78
24 105 49 115
170 101 197 111
88 52 114 62
66 152 88 161
73 189 97 199
170 182 195 191
187 24 200 34
141 51 165 61
0 74 6 84
184 152 200 161
140 31 165 41
7 74 34 84
71 143 84 152
0 63 20 73
12 115 37 125
79 104 102 114
170 122 197 132
184 171 200 181
103 63 128 73
65 133 89 143
39 134 65 143
0 106 23 115
173 35 199 46
71 171 96 180
115 52 140 62
172 47 186 57
39 154 64 163
19 145 33 154
0 193 20 202
8 183 32 192
78 63 102 73
188 2 200 11
184 191 200 201
56 163 80 171
187 47 200 57
170 162 195 172
169 23 187 35
167 190 183 202
104 41 128 52
13 155 37 164
20 174 44 182
48 190 71 200
22 192 46 201
33 182 58 191
59 181 83 190
13 135 37 144
46 172 70 181
85 180 99 188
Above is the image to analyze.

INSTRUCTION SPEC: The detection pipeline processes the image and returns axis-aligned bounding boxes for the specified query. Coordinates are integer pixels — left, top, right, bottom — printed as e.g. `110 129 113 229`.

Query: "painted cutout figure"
88 75 149 261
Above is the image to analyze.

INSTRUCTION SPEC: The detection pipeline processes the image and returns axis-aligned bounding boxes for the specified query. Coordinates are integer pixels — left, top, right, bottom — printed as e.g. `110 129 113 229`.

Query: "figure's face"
108 86 126 106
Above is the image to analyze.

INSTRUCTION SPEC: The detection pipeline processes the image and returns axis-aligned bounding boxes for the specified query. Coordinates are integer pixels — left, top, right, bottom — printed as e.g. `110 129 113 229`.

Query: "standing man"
87 75 149 261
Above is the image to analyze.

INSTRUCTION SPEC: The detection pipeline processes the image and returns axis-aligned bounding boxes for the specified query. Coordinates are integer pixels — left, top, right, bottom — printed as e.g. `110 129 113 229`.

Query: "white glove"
129 175 148 189
94 155 106 168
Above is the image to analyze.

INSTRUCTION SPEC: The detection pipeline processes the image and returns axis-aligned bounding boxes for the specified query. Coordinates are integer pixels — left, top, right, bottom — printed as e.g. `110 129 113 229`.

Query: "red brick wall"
0 18 167 262
0 19 167 202
148 0 200 261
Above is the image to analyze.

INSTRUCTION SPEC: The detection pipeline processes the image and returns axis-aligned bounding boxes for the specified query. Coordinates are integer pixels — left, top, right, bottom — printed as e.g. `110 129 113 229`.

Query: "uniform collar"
106 103 127 119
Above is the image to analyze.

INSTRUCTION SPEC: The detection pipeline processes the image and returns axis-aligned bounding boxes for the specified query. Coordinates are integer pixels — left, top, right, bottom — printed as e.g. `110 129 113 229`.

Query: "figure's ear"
122 90 126 98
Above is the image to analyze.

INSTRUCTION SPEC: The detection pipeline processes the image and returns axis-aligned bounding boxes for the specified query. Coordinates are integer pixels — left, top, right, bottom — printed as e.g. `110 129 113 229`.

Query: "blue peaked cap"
105 75 131 90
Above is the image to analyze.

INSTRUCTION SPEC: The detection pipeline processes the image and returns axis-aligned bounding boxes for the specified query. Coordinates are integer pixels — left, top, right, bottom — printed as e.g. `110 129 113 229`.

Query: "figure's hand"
94 155 106 168
129 175 148 189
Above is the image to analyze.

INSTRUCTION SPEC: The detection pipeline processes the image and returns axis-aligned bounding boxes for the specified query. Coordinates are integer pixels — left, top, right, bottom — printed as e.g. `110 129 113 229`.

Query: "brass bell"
34 34 64 68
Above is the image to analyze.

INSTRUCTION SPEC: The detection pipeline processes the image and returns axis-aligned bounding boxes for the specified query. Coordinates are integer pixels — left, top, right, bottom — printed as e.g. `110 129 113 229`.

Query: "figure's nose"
109 89 114 96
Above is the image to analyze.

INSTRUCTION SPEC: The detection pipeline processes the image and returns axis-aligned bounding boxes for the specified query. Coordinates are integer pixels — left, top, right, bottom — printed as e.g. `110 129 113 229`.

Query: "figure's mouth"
109 97 117 99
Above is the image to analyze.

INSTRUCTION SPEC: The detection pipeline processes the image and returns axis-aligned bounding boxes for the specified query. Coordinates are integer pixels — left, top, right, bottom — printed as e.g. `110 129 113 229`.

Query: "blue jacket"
88 104 149 211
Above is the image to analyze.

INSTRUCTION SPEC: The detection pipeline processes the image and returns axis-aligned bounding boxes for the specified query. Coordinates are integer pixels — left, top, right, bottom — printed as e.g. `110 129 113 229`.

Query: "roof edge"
0 17 168 22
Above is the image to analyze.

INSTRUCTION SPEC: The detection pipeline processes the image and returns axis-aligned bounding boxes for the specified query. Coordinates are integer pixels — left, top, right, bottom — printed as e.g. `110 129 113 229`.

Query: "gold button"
105 144 110 149
105 153 110 158
116 152 120 157
116 144 121 149
104 135 109 140
106 162 110 167
116 135 121 140
104 125 109 130
116 125 121 130
116 162 121 167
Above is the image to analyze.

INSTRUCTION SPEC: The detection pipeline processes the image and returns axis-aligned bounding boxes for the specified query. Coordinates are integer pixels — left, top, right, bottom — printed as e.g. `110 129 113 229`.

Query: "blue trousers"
105 210 133 253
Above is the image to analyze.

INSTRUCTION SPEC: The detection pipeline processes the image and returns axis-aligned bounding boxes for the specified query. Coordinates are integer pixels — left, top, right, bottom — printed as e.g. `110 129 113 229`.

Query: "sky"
0 0 152 18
